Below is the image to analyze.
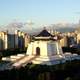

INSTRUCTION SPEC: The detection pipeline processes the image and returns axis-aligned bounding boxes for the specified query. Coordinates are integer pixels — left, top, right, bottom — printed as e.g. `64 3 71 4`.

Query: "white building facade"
26 29 64 65
27 40 63 56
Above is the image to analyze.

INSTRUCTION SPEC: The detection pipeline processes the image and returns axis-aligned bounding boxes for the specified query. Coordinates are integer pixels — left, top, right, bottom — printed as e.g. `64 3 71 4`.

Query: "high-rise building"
59 36 68 47
0 31 8 50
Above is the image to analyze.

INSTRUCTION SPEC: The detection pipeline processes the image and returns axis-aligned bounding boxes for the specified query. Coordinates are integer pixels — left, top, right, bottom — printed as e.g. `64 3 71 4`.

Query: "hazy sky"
0 0 80 27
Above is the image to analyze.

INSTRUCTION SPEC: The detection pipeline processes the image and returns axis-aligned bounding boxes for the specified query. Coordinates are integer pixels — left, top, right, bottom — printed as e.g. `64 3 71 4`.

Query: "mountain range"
0 22 79 34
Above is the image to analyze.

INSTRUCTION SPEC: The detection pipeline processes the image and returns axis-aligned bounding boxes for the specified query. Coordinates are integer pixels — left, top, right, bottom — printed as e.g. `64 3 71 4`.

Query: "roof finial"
43 27 46 30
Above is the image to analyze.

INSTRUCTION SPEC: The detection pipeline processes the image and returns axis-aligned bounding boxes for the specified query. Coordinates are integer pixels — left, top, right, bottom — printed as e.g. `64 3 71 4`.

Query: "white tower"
26 29 65 65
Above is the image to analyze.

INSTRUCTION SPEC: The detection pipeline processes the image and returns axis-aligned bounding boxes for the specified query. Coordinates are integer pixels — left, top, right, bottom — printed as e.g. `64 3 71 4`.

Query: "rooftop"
36 29 53 37
35 28 62 41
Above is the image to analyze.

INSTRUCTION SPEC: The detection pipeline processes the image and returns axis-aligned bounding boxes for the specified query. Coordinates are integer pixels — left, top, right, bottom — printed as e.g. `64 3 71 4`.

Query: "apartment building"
0 30 30 50
0 31 8 50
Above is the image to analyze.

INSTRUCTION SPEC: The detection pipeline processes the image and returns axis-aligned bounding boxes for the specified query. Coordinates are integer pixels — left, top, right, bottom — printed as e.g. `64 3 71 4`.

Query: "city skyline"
0 0 80 28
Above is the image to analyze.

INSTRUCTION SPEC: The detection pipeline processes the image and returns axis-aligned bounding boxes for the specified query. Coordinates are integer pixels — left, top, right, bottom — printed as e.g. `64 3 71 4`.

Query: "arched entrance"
36 47 40 56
